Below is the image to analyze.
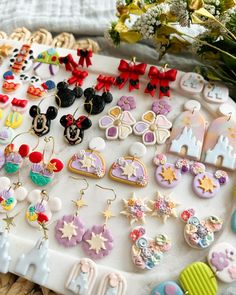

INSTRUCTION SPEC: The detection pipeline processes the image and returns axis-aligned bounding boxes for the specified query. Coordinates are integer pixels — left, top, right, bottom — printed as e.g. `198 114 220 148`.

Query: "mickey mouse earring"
29 97 58 137
55 81 83 108
60 105 92 145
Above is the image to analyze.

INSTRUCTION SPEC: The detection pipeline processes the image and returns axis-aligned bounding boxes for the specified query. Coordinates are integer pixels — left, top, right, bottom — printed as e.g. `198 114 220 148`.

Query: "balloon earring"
81 185 116 260
28 136 64 186
60 104 92 145
3 129 39 174
29 96 59 137
55 177 88 247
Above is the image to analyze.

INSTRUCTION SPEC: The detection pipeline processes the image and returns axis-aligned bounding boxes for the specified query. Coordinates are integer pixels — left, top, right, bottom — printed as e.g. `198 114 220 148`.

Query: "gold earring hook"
96 184 117 204
69 176 89 195
43 136 55 165
131 56 136 64
10 128 40 151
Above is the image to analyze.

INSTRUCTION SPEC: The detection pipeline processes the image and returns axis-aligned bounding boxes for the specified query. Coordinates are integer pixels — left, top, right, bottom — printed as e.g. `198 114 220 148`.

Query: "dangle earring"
60 104 92 145
0 94 10 119
55 177 89 247
28 136 64 186
81 185 116 260
2 129 39 174
29 96 58 137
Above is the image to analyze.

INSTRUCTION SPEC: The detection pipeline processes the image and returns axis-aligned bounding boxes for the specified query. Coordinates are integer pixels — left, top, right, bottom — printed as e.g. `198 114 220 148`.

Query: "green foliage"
109 22 121 46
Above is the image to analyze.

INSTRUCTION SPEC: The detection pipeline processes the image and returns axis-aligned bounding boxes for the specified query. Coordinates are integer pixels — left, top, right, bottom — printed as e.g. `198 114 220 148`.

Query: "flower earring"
81 185 116 260
60 105 92 145
68 137 106 179
55 177 88 247
28 136 64 186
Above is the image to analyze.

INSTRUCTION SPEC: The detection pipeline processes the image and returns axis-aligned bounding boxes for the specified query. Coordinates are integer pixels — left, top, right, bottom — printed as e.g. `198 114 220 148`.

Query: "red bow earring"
145 65 177 99
77 48 93 68
115 57 147 92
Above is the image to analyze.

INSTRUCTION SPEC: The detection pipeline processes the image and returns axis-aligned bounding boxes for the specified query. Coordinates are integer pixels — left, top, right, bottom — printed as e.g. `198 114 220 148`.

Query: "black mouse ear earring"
55 81 83 108
29 95 59 137
60 104 92 145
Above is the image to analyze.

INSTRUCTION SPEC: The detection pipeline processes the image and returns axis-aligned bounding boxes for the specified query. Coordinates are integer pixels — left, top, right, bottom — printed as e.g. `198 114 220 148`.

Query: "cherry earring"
81 185 116 260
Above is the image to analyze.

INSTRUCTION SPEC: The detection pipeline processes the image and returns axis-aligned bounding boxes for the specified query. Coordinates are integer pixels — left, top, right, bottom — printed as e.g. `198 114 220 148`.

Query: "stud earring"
28 136 64 186
2 71 22 93
68 137 106 179
81 185 116 260
55 176 88 247
60 104 92 145
29 96 58 137
9 44 34 74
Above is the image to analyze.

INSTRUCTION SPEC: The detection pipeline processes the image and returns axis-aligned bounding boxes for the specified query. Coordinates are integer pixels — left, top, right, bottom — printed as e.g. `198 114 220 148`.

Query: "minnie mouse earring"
60 105 92 145
29 97 58 137
28 136 64 186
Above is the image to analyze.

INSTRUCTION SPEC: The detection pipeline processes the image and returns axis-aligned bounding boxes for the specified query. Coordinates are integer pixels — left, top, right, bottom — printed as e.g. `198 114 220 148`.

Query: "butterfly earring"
81 185 116 260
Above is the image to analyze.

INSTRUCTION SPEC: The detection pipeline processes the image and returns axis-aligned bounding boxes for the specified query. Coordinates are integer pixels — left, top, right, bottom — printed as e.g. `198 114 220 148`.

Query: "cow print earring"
29 97 58 137
60 105 92 145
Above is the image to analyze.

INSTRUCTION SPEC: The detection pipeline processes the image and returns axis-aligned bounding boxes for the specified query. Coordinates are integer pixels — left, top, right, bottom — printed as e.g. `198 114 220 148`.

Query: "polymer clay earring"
109 142 148 187
81 185 115 260
144 65 177 99
202 104 236 170
153 154 190 188
191 162 228 199
2 71 22 93
60 106 92 145
181 208 223 249
66 258 97 295
0 94 10 119
55 81 83 108
203 82 229 104
26 189 62 227
0 44 13 65
77 47 93 67
34 48 60 78
115 57 147 91
99 106 136 140
130 226 171 270
0 177 28 213
179 72 205 94
133 110 172 145
97 272 127 295
9 44 34 74
28 136 64 186
3 129 39 174
29 97 58 137
55 177 88 247
168 100 206 160
68 137 106 179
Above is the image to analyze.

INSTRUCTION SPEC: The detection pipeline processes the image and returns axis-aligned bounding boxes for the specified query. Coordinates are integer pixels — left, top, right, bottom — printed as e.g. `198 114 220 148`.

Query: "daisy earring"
81 185 116 260
55 177 89 247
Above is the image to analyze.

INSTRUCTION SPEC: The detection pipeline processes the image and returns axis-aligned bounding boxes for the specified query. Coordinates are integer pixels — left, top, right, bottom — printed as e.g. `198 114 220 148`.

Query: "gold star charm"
198 175 216 193
80 154 96 170
120 192 151 225
160 166 177 184
149 191 178 223
102 207 114 224
86 232 108 254
0 44 13 57
121 161 137 178
59 221 78 240
73 199 87 210
3 214 15 231
47 162 57 173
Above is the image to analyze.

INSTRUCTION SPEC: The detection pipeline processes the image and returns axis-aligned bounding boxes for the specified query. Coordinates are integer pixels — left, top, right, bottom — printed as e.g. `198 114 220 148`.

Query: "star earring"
81 185 116 260
55 177 88 247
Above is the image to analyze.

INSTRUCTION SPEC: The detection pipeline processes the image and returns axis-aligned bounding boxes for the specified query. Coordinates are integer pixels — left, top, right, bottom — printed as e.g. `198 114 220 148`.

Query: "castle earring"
97 272 127 295
168 100 206 160
60 105 92 145
202 104 236 170
181 208 223 249
29 96 58 137
55 177 88 247
68 137 106 179
25 189 62 227
28 136 64 186
109 142 148 187
81 185 116 260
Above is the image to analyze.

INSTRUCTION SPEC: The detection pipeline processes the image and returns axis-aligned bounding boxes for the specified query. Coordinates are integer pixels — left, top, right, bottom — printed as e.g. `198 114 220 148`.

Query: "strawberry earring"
28 136 64 186
81 185 116 260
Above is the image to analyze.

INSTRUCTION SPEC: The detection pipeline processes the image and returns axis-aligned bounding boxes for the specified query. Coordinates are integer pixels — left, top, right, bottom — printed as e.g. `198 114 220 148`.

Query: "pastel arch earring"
55 177 89 247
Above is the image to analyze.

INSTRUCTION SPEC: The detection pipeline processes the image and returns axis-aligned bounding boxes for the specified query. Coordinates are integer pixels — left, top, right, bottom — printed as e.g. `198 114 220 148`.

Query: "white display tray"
0 39 235 295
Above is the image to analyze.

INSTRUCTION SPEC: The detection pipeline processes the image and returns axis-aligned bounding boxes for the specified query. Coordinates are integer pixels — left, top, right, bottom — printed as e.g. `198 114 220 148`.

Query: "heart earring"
2 129 39 174
55 177 88 247
28 136 64 186
81 185 116 260
168 100 206 160
60 105 92 145
109 142 148 187
26 189 62 227
68 137 106 179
